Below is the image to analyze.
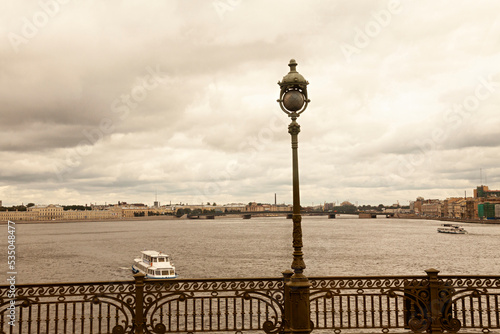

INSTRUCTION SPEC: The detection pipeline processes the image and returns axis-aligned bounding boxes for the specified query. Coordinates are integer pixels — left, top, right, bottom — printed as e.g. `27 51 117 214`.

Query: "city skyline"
1 1 500 207
1 183 495 209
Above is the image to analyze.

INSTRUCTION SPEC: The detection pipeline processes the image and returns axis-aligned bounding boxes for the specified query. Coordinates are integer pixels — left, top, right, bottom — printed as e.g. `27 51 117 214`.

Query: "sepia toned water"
5 216 500 284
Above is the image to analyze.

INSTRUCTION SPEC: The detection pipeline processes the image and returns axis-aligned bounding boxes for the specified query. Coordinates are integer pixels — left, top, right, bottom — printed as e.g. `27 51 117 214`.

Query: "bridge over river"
205 211 396 219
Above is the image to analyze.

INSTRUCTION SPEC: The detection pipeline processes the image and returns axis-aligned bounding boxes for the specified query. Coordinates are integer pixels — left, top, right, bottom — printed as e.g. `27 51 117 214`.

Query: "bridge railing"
0 279 137 334
0 276 284 334
1 270 499 334
309 270 500 334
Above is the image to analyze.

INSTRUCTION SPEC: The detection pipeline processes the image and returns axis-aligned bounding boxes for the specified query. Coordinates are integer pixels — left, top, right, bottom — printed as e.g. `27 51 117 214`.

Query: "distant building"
449 198 467 219
28 204 64 220
64 207 121 220
442 198 464 218
0 204 125 222
222 203 246 212
416 198 441 217
0 209 38 221
474 185 500 198
412 197 424 214
464 199 476 219
245 202 292 212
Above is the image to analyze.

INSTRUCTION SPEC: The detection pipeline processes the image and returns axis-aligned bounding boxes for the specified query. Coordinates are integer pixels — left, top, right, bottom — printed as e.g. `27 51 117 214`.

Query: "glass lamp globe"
283 90 305 112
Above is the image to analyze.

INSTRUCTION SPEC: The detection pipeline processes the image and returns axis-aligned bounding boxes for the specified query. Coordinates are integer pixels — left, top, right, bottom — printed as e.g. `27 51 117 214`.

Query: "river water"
5 216 500 284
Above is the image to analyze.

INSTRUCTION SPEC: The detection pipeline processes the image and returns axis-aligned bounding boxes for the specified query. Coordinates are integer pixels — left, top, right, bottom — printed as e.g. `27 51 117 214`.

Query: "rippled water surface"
5 216 500 284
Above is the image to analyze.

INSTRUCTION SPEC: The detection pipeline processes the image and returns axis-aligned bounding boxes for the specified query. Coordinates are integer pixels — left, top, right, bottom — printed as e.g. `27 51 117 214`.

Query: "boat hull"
437 229 467 234
132 265 178 279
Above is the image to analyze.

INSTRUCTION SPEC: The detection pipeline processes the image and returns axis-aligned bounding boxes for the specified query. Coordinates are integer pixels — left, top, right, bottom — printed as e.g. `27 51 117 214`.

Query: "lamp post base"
288 278 312 334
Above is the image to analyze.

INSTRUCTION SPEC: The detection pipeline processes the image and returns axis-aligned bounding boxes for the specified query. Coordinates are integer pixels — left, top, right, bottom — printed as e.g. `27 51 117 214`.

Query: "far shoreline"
2 213 499 225
0 213 288 225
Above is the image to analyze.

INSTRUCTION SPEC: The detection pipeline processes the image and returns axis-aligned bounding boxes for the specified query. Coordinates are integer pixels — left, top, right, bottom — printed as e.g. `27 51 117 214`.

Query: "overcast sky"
1 0 499 207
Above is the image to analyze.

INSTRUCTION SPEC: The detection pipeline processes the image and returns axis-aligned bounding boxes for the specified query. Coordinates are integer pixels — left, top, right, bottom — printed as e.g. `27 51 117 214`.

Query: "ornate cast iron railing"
0 276 284 334
309 270 500 334
140 277 284 334
0 280 136 334
1 270 499 334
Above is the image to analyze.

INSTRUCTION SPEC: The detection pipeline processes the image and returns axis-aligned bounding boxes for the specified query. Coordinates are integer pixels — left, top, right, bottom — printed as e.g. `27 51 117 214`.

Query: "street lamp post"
277 59 311 334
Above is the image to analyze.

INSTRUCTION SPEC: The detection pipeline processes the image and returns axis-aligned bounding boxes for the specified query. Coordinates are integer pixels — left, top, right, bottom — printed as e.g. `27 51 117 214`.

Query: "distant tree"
10 205 27 211
330 205 357 214
207 202 211 206
27 203 35 207
212 202 216 206
63 205 91 211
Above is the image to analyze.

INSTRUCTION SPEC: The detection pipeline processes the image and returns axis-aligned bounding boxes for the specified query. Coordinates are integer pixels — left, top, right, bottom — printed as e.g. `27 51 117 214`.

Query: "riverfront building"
0 202 291 222
412 184 500 220
474 185 500 198
0 204 123 222
0 209 38 221
2 184 499 222
246 202 293 212
28 204 64 220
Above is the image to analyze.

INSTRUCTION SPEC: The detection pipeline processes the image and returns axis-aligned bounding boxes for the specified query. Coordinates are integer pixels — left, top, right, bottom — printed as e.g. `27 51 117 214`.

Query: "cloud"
1 0 500 206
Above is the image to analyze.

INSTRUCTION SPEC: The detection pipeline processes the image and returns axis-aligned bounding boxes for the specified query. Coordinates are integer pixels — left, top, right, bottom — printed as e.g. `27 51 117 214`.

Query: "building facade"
474 185 500 198
28 204 64 220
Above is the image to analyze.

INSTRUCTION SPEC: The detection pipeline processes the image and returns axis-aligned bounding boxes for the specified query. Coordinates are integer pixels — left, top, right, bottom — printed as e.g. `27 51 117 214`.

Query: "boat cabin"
142 252 170 264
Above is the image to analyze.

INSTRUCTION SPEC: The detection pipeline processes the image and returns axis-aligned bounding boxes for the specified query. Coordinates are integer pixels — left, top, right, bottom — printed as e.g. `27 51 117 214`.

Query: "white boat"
132 250 178 279
437 224 468 234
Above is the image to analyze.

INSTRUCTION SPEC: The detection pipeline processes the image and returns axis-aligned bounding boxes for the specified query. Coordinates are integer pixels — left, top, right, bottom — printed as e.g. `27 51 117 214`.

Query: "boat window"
158 258 165 262
148 269 153 274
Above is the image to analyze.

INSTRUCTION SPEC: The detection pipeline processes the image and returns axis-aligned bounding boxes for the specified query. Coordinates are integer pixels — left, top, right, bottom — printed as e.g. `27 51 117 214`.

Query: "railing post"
425 268 442 334
134 272 146 334
282 270 293 334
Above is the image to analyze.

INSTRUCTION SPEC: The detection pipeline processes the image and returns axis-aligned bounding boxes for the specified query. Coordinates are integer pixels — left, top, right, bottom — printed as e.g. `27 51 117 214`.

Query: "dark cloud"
1 0 499 206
